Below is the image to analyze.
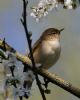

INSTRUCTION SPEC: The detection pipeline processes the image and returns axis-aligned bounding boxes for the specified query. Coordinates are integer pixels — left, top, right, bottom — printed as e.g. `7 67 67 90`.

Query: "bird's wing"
28 36 42 58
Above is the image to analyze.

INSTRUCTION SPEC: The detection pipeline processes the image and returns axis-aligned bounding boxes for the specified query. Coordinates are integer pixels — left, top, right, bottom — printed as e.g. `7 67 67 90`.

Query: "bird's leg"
43 78 51 94
43 78 49 89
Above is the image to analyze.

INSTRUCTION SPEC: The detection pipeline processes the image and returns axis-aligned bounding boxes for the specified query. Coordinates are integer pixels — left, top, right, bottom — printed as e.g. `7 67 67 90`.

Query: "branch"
20 0 46 100
0 39 80 98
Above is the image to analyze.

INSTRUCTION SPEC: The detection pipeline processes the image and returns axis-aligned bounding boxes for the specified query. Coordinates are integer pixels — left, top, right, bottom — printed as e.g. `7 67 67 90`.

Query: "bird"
28 28 64 69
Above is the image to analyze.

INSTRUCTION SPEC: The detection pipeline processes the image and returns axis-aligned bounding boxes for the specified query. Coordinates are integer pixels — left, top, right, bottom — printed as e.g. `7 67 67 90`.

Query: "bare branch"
0 39 80 98
21 0 46 99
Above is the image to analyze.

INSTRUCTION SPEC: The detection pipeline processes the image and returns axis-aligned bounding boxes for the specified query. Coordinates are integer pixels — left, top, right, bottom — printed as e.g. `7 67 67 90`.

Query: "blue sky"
0 0 80 100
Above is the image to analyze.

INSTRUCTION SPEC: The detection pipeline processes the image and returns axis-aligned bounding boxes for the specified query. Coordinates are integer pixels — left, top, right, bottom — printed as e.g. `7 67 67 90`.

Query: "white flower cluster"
64 0 74 9
13 85 31 100
30 0 80 21
3 52 17 76
12 70 35 99
1 51 35 99
64 0 80 9
30 0 58 22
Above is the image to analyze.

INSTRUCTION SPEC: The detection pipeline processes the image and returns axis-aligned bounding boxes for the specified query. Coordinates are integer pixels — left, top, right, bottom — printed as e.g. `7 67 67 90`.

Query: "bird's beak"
59 28 64 33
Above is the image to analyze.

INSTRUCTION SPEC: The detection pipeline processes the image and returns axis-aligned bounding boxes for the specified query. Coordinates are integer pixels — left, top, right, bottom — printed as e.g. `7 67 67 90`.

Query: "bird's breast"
33 40 61 69
41 40 61 55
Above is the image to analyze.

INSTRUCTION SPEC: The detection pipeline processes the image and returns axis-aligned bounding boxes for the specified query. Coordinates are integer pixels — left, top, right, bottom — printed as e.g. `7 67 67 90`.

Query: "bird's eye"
52 32 56 34
54 33 56 34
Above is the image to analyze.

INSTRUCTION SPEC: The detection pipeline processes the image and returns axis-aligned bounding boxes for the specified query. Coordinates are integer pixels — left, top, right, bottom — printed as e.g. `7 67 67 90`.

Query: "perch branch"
0 39 80 98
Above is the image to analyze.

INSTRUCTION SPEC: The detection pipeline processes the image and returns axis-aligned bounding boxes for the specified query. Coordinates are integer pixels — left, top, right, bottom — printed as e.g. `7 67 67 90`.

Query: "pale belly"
33 40 61 69
40 49 61 69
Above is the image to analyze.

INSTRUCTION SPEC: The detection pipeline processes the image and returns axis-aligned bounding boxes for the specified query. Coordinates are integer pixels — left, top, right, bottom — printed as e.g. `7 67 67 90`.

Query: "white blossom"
13 86 31 99
30 0 80 21
64 0 80 9
2 52 23 77
3 51 34 99
30 0 58 21
3 52 17 69
64 0 73 9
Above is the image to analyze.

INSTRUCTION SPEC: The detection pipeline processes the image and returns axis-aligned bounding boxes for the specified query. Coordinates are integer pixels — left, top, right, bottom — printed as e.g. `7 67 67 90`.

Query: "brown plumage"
28 28 64 69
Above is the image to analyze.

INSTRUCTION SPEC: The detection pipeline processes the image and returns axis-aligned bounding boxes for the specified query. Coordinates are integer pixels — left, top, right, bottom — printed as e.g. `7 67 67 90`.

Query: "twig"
20 0 46 100
0 39 80 98
2 38 6 51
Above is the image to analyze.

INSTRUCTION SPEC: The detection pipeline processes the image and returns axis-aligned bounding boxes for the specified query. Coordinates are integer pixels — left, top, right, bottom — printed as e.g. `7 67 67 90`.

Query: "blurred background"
0 0 80 100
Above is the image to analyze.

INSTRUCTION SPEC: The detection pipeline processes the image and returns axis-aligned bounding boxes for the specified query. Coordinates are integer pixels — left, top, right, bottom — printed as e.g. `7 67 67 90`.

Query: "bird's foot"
42 78 51 94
